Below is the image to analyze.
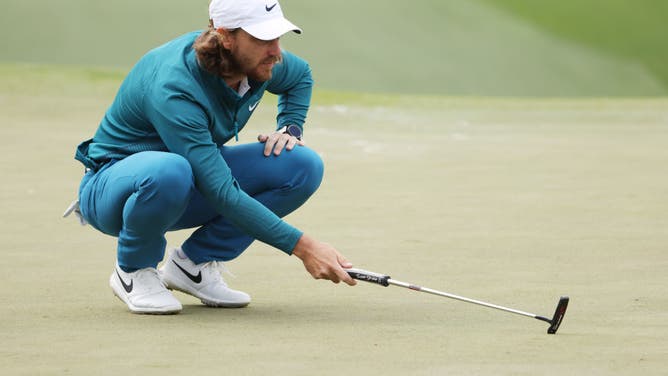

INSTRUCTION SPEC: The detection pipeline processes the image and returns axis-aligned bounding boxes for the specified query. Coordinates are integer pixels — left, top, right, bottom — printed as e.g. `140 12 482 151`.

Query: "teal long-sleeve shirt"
75 31 313 254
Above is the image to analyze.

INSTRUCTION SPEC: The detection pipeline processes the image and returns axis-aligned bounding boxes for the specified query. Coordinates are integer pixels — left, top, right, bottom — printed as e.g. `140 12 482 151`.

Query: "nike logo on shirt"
116 270 133 293
266 3 277 11
249 100 260 112
172 260 202 283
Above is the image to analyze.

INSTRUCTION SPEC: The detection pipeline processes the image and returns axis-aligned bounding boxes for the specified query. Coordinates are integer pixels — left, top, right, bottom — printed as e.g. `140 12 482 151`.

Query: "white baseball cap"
209 0 302 41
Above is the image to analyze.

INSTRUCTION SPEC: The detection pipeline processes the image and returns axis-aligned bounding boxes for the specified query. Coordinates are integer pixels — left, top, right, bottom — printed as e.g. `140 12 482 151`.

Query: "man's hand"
292 234 357 286
258 130 305 157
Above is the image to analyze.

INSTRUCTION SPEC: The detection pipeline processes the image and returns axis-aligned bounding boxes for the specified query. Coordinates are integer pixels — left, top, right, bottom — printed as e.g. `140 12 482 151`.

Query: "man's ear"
216 28 234 49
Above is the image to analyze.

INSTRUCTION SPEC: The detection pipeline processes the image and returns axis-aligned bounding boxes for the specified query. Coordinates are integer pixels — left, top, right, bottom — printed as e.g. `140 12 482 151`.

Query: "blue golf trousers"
78 143 324 272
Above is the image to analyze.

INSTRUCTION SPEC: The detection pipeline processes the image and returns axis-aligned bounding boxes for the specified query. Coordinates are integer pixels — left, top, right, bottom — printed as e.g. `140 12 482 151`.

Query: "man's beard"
223 47 275 82
221 47 244 78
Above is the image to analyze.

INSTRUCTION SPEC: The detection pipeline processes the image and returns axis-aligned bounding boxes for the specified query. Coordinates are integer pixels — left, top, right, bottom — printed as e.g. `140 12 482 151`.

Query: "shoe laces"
205 261 235 287
135 268 168 293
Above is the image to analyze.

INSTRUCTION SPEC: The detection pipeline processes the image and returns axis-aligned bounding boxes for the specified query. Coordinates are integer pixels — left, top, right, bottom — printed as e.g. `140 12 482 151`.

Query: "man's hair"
193 24 240 77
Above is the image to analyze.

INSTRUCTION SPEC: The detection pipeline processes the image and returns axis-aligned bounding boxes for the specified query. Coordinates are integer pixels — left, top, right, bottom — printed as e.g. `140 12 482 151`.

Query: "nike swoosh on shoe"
116 269 133 293
172 260 203 283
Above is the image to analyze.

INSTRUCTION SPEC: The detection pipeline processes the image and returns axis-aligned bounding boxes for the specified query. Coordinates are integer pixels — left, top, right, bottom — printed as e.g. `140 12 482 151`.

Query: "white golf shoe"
159 248 251 308
110 265 182 314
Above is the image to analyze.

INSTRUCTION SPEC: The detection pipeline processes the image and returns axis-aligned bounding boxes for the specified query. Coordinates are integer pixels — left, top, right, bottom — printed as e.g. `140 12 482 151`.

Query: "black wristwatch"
279 124 303 140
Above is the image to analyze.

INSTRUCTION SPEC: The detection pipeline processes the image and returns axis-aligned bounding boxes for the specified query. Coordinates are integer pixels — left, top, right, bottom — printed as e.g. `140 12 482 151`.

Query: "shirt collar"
238 77 251 96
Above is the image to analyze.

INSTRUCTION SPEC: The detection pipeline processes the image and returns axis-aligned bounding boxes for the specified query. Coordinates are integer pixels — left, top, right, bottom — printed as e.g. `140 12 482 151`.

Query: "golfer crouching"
66 0 356 314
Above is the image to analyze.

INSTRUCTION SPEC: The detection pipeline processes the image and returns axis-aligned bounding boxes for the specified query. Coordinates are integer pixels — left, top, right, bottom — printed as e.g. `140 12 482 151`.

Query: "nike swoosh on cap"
266 3 277 11
172 260 203 283
116 269 133 293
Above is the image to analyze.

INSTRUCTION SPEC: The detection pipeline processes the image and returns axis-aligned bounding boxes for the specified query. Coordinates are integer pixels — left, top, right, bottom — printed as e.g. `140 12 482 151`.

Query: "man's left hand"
257 131 305 156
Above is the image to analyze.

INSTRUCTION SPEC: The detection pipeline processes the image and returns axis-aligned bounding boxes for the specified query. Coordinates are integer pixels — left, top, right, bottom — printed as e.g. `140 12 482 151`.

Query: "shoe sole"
200 297 250 308
110 276 182 315
165 285 250 308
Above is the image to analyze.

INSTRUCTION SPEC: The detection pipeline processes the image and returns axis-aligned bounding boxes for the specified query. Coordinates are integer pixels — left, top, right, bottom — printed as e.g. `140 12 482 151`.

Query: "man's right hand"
292 234 357 286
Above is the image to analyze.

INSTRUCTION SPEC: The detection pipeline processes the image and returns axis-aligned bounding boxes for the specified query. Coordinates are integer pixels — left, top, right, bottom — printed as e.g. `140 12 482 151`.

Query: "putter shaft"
345 268 568 334
387 278 542 320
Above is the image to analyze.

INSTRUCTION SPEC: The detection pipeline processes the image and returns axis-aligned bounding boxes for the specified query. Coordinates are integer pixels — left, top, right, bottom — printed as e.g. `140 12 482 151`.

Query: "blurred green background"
1 0 666 96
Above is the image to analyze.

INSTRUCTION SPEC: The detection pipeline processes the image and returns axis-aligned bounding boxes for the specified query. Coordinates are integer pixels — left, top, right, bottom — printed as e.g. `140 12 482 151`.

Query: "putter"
345 268 569 334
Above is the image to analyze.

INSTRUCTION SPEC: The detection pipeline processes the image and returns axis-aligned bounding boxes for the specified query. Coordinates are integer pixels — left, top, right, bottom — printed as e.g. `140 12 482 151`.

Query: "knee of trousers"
289 146 324 195
135 154 194 216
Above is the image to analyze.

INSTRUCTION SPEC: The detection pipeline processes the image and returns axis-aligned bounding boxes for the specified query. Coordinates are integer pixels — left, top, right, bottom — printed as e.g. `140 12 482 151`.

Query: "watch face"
286 124 303 139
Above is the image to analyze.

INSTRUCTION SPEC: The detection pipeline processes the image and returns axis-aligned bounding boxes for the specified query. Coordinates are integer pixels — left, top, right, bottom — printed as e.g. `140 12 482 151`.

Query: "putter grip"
345 268 390 286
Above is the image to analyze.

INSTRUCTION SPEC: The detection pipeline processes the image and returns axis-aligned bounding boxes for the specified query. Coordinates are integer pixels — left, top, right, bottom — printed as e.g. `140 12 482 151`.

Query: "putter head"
547 296 569 334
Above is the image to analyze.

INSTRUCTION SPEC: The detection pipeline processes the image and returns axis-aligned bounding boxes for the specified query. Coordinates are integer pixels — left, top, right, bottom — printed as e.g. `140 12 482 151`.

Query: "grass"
1 0 667 96
1 64 667 375
483 0 668 88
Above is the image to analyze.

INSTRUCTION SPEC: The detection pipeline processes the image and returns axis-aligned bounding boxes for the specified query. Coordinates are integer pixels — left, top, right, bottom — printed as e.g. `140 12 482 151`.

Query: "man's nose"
268 39 281 56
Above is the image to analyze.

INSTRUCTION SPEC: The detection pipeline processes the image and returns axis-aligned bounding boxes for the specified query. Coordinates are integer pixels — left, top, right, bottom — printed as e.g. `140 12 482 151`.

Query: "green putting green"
1 64 666 375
